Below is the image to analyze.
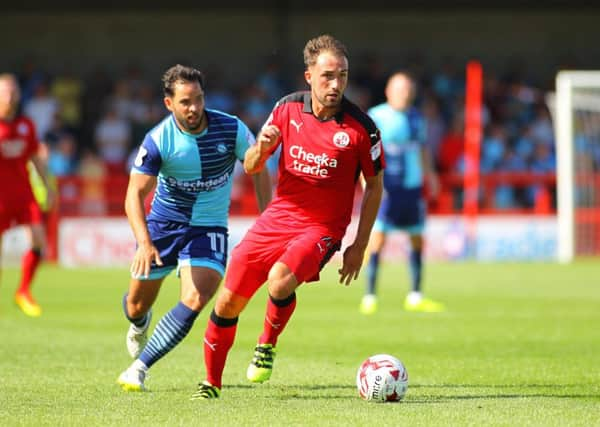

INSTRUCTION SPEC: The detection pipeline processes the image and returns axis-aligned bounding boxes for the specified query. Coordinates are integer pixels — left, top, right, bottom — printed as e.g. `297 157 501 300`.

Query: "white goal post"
552 71 600 263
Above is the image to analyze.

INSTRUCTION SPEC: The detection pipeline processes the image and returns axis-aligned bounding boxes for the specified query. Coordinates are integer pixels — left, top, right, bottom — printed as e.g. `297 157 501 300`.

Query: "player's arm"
29 150 56 210
244 125 281 174
338 171 383 286
125 173 163 278
235 119 273 211
251 168 272 213
421 145 439 199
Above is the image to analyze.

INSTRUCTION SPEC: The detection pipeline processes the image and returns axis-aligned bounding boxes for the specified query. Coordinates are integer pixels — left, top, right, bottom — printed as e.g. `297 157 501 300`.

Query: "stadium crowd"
14 54 561 213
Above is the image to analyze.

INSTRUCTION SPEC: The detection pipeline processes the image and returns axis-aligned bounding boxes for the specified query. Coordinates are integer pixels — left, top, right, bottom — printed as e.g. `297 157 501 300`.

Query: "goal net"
548 71 600 262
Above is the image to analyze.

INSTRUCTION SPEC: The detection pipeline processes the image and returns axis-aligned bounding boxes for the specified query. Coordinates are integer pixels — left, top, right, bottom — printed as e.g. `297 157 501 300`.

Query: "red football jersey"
256 91 385 239
0 116 39 203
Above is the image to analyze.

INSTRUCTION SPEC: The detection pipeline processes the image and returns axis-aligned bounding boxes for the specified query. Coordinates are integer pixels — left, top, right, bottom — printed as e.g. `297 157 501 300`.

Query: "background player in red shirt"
0 73 54 317
191 34 385 400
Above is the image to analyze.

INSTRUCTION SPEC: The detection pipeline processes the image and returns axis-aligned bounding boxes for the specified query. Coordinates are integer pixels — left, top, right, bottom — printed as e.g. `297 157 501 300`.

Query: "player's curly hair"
303 34 348 68
162 64 205 97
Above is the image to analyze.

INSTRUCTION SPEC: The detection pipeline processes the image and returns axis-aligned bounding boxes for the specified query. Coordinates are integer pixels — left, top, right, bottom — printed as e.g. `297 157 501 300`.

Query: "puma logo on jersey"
290 119 303 133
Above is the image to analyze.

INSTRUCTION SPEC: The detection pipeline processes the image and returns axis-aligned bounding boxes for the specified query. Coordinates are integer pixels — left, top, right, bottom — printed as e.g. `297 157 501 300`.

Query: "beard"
176 111 203 133
319 92 342 109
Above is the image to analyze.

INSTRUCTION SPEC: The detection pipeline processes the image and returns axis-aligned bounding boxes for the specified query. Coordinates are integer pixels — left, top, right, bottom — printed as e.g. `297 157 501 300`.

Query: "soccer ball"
356 354 408 402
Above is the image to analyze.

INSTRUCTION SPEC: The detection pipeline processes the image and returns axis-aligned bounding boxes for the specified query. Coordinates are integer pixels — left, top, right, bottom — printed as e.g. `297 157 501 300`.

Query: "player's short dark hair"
162 64 205 97
303 34 348 68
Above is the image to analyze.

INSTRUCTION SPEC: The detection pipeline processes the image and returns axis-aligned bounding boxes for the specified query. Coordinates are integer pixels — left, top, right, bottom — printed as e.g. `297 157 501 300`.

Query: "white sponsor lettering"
289 145 338 177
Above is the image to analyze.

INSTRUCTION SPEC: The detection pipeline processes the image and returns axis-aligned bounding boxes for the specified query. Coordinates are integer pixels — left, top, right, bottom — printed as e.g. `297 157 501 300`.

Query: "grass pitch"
0 260 599 426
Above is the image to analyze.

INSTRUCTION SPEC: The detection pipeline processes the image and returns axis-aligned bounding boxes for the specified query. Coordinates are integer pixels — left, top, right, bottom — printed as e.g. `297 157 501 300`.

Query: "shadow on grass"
234 383 600 401
159 383 600 401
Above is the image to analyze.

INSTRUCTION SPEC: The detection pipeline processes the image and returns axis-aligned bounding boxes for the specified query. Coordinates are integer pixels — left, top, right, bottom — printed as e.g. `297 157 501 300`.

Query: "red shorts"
224 226 341 299
0 198 43 233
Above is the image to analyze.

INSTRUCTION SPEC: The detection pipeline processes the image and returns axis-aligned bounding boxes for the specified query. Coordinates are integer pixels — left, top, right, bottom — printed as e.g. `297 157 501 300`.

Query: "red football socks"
17 249 41 295
258 293 297 347
203 314 238 389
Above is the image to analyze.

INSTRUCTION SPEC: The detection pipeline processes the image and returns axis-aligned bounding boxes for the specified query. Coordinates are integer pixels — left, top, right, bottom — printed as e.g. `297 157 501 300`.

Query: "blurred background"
2 2 599 265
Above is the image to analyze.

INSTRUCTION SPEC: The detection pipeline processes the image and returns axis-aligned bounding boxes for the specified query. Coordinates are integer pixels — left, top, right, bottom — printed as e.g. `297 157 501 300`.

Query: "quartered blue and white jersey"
367 104 426 190
131 109 254 228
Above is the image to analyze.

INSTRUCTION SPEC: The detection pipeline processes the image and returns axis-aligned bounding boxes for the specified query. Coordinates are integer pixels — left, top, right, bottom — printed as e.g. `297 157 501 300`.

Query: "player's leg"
246 232 340 384
193 237 269 399
407 232 424 298
14 220 45 317
121 218 181 362
123 277 163 355
360 225 387 315
117 276 163 391
136 266 221 373
404 231 444 313
245 261 299 383
192 287 253 399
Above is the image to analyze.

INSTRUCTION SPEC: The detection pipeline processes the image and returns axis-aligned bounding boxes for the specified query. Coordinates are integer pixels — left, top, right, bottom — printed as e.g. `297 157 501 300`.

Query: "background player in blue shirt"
360 71 445 314
117 65 272 391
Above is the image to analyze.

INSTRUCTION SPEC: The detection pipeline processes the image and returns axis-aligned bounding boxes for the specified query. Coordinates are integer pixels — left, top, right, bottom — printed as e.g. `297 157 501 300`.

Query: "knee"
411 235 423 250
267 275 296 300
181 286 218 312
214 292 246 319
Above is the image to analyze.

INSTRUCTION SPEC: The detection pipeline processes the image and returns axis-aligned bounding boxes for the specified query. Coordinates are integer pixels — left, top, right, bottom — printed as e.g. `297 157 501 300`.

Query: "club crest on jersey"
216 143 227 154
333 131 350 148
17 122 29 136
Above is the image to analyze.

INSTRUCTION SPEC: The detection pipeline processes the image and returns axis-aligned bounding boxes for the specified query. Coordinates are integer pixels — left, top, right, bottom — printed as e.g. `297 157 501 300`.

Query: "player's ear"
163 96 173 112
304 70 311 86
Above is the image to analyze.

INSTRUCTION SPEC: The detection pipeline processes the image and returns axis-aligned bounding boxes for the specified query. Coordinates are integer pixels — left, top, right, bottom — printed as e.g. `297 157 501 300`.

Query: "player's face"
0 77 21 120
164 80 205 133
305 51 349 113
386 75 413 111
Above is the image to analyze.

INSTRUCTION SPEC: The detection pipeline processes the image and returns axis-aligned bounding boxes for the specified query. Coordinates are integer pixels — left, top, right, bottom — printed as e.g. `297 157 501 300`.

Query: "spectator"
76 147 107 215
48 132 78 177
24 79 60 141
438 112 464 174
93 106 132 175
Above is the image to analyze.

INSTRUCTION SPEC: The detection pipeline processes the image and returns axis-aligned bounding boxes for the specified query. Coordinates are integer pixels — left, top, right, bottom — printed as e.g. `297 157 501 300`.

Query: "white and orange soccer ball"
356 354 408 402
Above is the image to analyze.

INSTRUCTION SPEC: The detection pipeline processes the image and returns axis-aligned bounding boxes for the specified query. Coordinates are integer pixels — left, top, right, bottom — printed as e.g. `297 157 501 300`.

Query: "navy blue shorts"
374 187 425 234
134 219 228 280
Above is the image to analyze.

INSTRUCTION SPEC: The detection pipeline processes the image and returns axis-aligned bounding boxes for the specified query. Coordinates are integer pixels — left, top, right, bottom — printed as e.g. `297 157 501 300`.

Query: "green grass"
1 260 599 426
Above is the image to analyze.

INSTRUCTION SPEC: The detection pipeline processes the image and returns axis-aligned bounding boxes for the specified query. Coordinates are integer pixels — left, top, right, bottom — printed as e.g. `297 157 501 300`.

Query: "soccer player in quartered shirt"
359 72 445 315
117 65 272 392
190 34 385 400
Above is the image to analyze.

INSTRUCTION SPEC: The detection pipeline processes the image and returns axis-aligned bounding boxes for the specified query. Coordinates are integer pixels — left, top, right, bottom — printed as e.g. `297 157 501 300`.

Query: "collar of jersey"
301 91 346 124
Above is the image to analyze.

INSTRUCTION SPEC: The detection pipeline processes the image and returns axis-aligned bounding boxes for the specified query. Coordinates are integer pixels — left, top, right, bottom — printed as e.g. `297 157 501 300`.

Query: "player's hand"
338 243 366 286
131 242 163 279
257 125 280 154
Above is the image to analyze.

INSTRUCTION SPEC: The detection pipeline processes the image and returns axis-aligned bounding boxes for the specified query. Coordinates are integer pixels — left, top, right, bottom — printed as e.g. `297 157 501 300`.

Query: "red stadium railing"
434 172 557 215
42 171 600 262
53 172 561 218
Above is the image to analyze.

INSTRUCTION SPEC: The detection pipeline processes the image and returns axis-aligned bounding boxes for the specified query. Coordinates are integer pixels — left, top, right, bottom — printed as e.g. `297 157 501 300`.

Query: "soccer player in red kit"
0 73 54 317
191 34 385 399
